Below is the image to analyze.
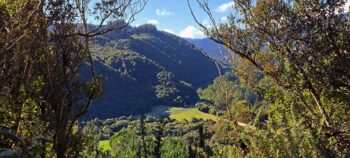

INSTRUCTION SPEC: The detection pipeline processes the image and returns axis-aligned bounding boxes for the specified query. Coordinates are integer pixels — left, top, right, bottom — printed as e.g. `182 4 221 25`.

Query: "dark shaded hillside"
95 25 221 87
82 24 222 119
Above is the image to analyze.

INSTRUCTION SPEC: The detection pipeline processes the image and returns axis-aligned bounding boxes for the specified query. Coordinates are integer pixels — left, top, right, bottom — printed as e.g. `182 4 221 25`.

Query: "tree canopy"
0 0 146 157
189 0 350 156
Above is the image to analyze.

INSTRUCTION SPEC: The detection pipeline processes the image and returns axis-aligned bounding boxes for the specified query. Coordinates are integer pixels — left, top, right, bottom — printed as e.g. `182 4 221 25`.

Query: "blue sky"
131 0 350 39
90 0 350 39
130 0 234 39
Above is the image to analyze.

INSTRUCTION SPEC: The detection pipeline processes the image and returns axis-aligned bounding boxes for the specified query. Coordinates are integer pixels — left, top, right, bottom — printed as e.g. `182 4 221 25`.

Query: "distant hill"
186 38 230 62
82 24 222 120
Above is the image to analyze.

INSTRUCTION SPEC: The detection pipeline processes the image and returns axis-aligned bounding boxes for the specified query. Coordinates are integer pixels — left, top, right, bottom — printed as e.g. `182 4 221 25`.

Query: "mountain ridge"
186 38 230 63
82 24 222 120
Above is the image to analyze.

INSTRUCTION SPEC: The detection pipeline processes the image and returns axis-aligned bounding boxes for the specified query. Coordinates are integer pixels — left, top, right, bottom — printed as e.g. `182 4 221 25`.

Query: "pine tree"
140 114 148 158
153 117 165 158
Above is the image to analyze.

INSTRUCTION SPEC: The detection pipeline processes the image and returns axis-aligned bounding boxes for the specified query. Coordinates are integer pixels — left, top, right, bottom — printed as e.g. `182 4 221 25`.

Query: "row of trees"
85 116 212 158
0 0 146 157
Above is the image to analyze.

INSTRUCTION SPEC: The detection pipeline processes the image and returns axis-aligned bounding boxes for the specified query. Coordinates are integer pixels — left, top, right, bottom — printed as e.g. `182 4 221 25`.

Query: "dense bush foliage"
188 0 350 157
0 0 146 157
198 72 258 116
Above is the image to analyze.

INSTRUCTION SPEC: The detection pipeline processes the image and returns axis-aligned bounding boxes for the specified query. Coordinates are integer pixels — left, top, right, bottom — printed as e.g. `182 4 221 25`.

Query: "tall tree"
0 0 146 157
139 114 148 158
153 117 166 158
189 0 350 153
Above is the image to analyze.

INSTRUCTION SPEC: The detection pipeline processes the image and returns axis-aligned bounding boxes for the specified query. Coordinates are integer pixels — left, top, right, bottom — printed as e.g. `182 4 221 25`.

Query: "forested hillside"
82 24 222 119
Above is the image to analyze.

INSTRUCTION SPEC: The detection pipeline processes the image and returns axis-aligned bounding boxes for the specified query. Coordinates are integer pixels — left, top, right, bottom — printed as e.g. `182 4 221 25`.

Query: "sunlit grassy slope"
169 108 218 121
98 140 111 152
146 106 218 121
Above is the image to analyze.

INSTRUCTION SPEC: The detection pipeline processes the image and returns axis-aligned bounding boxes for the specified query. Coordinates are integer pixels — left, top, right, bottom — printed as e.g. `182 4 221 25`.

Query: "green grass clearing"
169 108 218 121
98 140 111 152
145 106 218 121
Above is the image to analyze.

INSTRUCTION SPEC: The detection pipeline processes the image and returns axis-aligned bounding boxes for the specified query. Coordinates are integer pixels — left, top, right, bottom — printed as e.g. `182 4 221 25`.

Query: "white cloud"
206 24 213 29
216 2 234 13
163 28 175 34
132 23 140 27
178 25 205 39
156 9 174 16
345 0 350 12
202 19 209 25
201 19 213 28
221 16 228 21
335 0 350 14
146 19 159 25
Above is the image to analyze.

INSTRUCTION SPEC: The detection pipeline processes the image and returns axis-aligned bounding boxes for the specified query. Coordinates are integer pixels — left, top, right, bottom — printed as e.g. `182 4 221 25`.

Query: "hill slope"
186 38 230 62
82 24 222 119
169 108 218 121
